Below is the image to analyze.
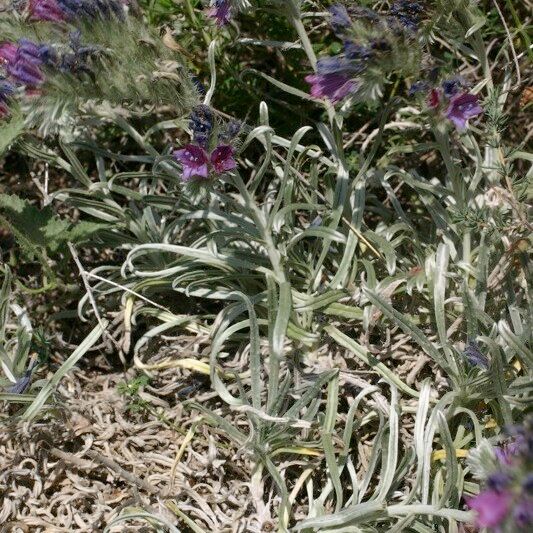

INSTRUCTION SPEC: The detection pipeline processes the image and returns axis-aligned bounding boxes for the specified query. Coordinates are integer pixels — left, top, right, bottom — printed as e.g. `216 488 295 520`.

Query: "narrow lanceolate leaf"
267 280 292 412
434 243 450 349
21 321 107 421
377 385 399 501
293 501 385 530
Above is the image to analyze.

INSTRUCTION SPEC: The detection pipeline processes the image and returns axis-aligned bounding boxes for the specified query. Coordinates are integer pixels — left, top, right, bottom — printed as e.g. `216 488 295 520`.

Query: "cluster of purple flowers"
0 40 51 87
0 39 58 116
0 0 128 118
389 0 425 32
0 33 100 117
467 419 533 530
172 105 240 182
411 76 483 130
305 3 424 104
206 0 232 26
27 0 127 23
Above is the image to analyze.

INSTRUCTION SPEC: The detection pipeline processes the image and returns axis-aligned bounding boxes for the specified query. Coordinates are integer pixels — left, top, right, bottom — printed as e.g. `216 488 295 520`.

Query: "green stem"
232 173 287 284
432 124 464 210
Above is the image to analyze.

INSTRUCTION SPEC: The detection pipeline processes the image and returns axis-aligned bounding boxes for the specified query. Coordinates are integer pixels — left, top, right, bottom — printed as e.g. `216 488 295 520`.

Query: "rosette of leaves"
0 4 198 140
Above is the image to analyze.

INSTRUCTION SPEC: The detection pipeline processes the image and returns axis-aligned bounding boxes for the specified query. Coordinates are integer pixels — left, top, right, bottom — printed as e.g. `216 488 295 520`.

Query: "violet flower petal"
446 92 483 130
207 0 231 26
173 144 209 180
467 489 512 528
210 145 236 174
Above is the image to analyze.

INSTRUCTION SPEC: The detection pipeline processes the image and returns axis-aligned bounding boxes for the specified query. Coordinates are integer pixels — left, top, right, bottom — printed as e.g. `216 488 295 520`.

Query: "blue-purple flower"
389 0 425 32
468 418 533 531
329 4 351 36
173 144 236 181
445 92 483 130
463 339 489 369
467 489 513 528
207 0 231 26
218 119 242 144
408 80 430 96
210 145 236 174
0 41 46 86
442 77 465 98
305 57 359 103
514 498 533 527
0 77 14 118
189 104 213 148
29 0 66 22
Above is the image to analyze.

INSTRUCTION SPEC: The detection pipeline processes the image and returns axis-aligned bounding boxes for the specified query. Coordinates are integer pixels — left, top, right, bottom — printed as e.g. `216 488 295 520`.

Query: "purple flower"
207 0 231 26
0 77 15 103
0 43 18 65
329 5 351 35
445 92 483 130
219 119 242 143
442 77 464 98
18 39 57 66
487 472 511 492
409 80 430 96
8 373 32 394
189 105 213 148
173 144 209 180
210 145 236 174
306 72 357 103
192 76 206 96
29 0 66 22
8 57 44 86
463 340 489 369
173 143 236 181
390 0 424 31
467 490 512 528
343 42 372 62
55 0 126 21
514 498 533 528
495 438 524 466
306 56 359 103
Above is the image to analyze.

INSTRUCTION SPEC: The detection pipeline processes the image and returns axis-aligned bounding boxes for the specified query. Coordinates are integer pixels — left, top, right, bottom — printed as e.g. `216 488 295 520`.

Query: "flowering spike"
28 0 66 22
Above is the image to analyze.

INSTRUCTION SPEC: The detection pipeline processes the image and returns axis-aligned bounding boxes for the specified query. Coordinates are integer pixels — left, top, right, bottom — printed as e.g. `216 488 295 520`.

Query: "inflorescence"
306 2 483 131
305 2 426 105
468 419 533 530
0 1 128 118
172 104 240 182
28 0 127 23
410 75 483 130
